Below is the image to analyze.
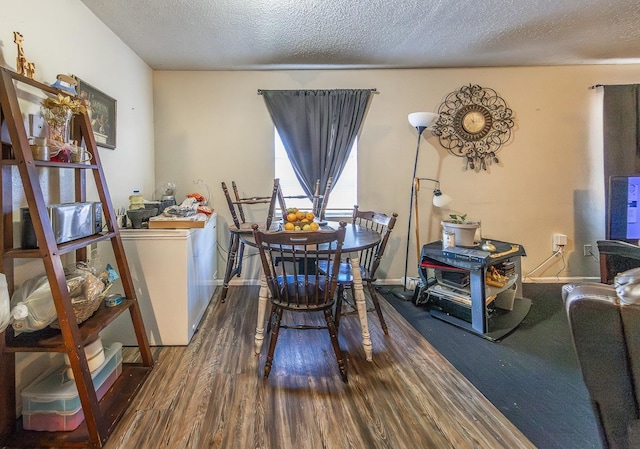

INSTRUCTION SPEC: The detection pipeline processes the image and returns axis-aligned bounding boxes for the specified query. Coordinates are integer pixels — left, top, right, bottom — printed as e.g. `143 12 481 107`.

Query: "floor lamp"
393 112 440 301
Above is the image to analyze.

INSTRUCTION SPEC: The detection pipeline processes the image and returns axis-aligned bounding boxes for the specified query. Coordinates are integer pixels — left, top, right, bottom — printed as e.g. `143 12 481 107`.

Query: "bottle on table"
129 190 144 210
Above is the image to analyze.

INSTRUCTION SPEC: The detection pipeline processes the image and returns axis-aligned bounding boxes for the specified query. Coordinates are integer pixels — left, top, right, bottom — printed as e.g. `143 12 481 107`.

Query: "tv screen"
608 175 640 241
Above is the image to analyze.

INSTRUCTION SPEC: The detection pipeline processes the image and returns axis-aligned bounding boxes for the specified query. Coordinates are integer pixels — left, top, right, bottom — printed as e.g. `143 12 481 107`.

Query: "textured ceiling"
80 0 640 70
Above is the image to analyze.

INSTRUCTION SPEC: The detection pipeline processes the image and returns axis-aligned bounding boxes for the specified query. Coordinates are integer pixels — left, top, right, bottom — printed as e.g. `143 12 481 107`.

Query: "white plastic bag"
10 275 57 334
8 259 117 334
0 273 10 333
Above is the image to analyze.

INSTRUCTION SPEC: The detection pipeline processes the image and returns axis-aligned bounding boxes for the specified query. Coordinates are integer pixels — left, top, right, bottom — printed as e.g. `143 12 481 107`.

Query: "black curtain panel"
261 89 374 201
603 84 640 205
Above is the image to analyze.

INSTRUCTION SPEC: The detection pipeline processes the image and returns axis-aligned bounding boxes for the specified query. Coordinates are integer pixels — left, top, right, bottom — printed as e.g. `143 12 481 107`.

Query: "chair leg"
264 306 283 379
221 233 247 303
220 233 240 303
266 303 275 334
236 240 245 277
324 308 348 383
367 282 389 335
334 284 345 330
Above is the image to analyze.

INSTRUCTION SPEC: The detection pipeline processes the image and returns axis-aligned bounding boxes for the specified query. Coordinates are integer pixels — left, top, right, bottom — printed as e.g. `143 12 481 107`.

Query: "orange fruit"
296 211 305 220
287 213 297 222
301 218 309 223
310 222 319 231
305 212 315 221
284 222 294 231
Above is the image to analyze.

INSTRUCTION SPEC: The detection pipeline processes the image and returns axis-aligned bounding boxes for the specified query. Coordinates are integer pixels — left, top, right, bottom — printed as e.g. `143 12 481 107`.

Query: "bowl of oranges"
283 208 320 231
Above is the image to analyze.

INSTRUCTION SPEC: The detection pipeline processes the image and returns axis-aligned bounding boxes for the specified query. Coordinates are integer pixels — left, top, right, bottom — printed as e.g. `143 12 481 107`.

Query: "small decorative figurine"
13 31 35 79
25 61 36 79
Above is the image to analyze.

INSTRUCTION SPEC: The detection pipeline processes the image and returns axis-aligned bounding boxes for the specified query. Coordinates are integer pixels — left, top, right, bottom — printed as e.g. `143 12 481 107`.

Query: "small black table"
418 239 532 341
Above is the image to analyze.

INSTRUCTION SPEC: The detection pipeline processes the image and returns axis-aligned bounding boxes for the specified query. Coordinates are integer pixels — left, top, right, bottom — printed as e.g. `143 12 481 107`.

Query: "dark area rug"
380 283 600 449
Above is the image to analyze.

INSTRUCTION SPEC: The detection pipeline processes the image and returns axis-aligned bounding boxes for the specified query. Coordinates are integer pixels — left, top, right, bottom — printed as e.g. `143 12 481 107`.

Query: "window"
274 129 357 213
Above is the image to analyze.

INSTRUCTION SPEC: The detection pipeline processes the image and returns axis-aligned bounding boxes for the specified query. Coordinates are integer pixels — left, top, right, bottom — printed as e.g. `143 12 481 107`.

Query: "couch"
563 267 640 449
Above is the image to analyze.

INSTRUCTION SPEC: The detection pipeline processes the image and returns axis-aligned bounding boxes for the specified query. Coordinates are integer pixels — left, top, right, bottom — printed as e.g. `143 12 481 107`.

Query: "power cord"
553 245 567 279
586 247 599 263
523 245 565 281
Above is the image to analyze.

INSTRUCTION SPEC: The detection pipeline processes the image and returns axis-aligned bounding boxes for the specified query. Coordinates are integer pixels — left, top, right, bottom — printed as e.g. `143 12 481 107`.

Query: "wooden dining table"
241 221 382 362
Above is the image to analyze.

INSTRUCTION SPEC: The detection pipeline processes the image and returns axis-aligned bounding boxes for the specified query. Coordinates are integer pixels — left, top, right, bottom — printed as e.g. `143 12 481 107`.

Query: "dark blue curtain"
261 89 374 201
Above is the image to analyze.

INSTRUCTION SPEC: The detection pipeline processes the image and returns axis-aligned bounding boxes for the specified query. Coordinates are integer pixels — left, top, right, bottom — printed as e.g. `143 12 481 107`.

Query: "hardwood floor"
105 286 536 449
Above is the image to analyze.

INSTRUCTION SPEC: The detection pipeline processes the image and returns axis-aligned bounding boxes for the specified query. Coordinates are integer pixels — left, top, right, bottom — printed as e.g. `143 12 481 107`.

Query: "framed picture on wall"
74 77 117 149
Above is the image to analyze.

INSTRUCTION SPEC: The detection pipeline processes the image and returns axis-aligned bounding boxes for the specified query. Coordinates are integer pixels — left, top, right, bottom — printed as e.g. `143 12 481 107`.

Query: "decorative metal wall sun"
432 84 515 171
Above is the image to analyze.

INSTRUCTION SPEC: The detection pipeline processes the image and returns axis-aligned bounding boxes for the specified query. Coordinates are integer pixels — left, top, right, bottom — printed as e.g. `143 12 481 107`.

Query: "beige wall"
1 0 156 209
154 65 640 283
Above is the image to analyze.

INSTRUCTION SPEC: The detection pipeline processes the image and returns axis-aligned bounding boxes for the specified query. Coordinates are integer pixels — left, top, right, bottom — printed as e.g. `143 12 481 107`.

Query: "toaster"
21 202 103 248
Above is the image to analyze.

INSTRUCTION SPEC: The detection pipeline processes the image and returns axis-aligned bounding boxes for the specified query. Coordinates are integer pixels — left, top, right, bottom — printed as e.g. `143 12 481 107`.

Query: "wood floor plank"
104 286 536 449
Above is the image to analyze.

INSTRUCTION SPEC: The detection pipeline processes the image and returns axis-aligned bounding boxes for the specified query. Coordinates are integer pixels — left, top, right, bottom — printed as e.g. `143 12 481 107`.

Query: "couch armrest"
615 267 640 305
562 283 617 305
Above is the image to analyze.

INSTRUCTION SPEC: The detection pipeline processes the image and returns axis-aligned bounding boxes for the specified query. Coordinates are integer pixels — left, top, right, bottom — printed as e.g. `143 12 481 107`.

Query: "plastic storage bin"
21 343 122 431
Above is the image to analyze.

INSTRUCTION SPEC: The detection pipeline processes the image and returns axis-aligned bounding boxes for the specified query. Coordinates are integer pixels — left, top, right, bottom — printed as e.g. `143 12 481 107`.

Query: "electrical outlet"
583 244 592 256
553 233 567 251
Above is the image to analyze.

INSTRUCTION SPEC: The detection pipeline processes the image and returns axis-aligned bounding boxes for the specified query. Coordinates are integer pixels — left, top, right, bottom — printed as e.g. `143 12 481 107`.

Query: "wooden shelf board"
0 159 99 169
3 232 117 258
4 300 134 352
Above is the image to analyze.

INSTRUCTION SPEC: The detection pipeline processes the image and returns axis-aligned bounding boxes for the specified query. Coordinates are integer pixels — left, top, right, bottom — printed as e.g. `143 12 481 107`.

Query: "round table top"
327 221 381 252
240 220 381 252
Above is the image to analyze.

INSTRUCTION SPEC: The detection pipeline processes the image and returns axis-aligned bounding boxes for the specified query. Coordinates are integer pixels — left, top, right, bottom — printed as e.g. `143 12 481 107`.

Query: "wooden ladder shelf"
0 68 153 448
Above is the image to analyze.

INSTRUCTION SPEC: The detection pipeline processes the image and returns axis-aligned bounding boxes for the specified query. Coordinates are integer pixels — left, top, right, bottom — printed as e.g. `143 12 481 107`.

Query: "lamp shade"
408 112 439 129
432 189 452 208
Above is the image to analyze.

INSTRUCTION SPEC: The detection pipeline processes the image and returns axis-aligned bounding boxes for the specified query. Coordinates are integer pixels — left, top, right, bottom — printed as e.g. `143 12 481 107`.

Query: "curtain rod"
588 84 604 89
257 88 377 95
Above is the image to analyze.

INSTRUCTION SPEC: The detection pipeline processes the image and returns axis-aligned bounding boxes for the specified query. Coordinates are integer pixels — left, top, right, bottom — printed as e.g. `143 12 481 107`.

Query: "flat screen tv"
608 175 640 241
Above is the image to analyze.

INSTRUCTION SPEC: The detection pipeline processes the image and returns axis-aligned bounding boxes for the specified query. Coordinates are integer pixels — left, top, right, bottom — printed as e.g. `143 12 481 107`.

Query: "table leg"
469 268 488 335
349 253 373 362
254 269 269 355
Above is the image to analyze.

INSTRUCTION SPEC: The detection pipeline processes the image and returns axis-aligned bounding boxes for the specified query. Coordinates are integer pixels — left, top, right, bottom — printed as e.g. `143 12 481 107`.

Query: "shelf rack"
0 68 153 448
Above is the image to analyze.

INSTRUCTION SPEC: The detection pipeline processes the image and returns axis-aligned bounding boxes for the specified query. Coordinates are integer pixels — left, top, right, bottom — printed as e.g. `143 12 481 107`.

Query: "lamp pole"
401 125 426 294
393 112 442 301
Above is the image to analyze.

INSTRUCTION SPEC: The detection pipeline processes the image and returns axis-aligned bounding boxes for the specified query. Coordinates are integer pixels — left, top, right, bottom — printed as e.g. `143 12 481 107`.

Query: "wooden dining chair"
252 221 349 382
313 176 333 221
219 178 282 302
276 183 312 216
331 206 398 335
276 179 323 217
